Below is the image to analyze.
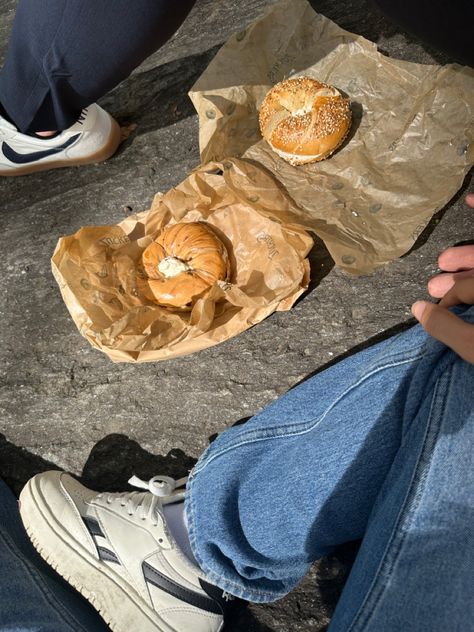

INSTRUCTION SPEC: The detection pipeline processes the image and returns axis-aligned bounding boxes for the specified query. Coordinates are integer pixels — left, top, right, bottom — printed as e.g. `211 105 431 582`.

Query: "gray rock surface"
0 0 472 630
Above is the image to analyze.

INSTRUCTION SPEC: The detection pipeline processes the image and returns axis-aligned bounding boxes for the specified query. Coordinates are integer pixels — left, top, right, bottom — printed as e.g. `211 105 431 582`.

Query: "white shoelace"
129 474 188 501
97 474 188 526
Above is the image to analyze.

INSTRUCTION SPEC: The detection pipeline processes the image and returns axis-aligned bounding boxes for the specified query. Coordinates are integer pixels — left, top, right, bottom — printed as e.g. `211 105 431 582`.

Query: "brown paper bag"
52 159 313 363
190 0 474 273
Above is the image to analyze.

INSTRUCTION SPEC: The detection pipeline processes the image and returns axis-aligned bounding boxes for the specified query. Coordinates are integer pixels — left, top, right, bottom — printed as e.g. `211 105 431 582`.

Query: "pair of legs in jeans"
2 309 473 630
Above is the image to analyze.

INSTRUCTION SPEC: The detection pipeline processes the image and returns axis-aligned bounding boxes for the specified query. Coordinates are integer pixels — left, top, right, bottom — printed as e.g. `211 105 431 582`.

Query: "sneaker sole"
19 476 189 632
0 117 122 176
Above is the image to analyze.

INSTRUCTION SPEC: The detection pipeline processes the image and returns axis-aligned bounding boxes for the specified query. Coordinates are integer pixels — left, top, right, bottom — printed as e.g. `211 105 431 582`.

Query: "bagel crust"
259 77 352 165
141 222 230 310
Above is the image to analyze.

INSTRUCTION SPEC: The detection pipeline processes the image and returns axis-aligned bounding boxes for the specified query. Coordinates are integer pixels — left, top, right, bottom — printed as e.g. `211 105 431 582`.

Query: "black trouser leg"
373 0 474 66
0 0 197 133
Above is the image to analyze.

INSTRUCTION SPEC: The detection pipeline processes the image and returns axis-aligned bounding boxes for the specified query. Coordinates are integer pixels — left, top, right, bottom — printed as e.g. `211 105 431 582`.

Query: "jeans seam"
0 529 91 632
344 366 450 632
192 352 425 477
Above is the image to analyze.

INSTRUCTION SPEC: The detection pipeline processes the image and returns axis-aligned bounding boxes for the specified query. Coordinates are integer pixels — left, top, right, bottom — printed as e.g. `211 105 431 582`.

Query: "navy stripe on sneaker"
199 578 233 611
142 562 222 615
97 546 121 564
83 516 105 538
1 133 80 164
82 516 121 565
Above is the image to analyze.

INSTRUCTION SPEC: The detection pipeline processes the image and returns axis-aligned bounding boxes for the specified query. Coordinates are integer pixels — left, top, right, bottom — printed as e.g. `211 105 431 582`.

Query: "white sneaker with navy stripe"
0 104 121 176
20 471 229 632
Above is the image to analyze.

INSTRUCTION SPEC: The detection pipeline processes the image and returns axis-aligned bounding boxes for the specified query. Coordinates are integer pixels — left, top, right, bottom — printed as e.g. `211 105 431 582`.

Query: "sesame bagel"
259 77 351 166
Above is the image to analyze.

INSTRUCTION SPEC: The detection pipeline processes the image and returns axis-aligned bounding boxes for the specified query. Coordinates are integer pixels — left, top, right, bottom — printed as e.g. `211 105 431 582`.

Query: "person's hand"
412 278 474 363
411 194 474 364
426 193 474 298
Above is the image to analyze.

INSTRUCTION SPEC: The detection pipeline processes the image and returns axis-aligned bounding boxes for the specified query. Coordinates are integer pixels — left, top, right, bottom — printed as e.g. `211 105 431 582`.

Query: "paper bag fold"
52 159 313 363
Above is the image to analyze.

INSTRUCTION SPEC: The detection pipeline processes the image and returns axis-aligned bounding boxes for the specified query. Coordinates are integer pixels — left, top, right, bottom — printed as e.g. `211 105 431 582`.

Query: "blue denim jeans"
186 306 474 631
1 309 473 630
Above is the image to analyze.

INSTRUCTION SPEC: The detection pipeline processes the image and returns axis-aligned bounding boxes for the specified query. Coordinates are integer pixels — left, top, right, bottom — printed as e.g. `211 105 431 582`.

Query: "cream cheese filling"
157 256 191 277
269 142 326 164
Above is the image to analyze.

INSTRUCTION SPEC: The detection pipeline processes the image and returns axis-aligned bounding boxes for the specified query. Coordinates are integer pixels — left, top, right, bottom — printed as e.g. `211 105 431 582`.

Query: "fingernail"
411 301 427 320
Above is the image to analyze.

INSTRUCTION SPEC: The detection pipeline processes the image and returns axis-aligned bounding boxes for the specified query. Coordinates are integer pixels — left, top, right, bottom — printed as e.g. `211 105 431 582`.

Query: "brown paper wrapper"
190 0 474 273
52 159 313 363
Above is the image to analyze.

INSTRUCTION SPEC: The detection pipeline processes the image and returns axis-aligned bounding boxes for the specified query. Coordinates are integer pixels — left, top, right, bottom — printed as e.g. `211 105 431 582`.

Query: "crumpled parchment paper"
190 0 474 273
52 159 313 363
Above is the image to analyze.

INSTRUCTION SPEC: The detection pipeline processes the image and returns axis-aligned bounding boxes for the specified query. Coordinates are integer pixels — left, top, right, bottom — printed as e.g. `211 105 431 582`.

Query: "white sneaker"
20 471 229 632
0 104 121 176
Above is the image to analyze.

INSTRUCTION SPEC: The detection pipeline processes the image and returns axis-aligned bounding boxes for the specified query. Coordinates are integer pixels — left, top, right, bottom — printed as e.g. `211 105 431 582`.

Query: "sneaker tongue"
124 490 159 520
139 492 157 515
99 489 152 511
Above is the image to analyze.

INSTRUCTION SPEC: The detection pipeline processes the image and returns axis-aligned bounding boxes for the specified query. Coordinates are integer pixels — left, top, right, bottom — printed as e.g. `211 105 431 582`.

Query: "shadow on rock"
0 433 61 496
316 541 360 616
0 432 196 497
226 600 276 632
307 0 454 65
80 433 197 492
305 235 335 297
100 44 221 149
307 0 399 42
403 167 474 257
